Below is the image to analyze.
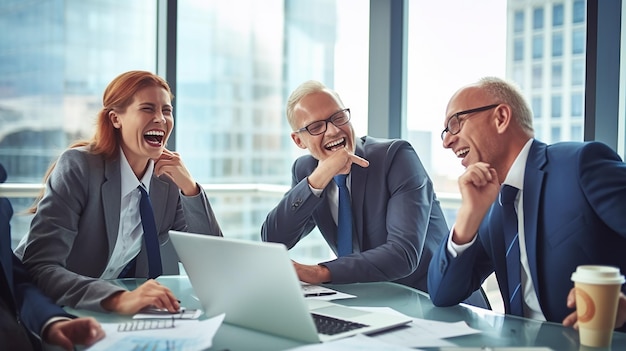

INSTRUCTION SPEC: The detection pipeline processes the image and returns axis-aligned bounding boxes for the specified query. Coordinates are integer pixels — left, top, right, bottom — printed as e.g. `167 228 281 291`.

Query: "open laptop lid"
169 231 320 342
168 231 411 343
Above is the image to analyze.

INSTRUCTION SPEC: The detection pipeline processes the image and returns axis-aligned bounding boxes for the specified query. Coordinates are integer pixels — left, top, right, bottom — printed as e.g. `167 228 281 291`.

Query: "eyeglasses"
296 108 351 136
440 104 499 140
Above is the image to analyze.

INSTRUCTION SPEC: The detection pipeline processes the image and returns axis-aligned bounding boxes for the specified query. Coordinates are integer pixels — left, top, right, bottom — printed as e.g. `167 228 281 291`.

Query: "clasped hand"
453 162 501 245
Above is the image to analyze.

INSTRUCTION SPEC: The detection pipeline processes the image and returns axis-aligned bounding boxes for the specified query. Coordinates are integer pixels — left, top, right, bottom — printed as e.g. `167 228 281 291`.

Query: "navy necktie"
333 174 352 257
138 185 162 279
500 184 523 316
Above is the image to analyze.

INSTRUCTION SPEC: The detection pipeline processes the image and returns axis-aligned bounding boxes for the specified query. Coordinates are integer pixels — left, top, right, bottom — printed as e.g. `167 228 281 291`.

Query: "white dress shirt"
447 139 546 320
100 149 154 279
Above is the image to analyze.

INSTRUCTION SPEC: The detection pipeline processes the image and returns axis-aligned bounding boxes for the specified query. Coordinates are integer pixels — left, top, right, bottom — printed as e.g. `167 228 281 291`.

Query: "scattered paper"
87 313 224 351
350 307 482 348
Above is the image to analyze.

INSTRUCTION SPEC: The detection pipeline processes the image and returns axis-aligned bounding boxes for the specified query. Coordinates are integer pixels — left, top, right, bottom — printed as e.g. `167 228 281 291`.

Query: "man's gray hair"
478 76 534 134
286 80 344 130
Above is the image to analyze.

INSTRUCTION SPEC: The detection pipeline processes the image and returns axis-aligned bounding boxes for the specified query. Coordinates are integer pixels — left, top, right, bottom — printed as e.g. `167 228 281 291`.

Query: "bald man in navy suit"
429 77 626 332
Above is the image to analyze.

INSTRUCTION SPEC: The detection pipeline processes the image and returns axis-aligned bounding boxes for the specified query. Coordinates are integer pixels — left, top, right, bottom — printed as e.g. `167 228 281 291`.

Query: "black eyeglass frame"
296 108 351 136
440 104 499 140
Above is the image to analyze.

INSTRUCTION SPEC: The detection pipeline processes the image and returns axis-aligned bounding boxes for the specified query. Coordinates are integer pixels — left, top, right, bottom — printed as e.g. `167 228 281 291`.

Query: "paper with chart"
87 313 224 351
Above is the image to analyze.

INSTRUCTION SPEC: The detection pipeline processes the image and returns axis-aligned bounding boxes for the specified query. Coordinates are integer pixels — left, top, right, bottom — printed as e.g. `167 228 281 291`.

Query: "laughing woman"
15 70 222 314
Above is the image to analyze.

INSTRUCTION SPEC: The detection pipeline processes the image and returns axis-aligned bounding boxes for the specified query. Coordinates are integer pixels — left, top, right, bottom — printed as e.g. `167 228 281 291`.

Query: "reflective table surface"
66 276 626 351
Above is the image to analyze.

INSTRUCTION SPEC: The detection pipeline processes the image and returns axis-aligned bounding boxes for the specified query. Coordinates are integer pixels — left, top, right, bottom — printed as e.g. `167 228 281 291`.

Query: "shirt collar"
502 138 534 191
119 147 154 197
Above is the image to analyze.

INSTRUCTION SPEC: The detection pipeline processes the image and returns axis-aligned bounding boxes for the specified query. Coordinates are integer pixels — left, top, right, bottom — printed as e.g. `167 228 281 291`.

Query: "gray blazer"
262 136 448 292
15 147 222 311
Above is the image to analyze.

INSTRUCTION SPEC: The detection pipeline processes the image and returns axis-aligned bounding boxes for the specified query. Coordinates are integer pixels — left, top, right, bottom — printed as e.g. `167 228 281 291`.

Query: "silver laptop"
168 231 412 343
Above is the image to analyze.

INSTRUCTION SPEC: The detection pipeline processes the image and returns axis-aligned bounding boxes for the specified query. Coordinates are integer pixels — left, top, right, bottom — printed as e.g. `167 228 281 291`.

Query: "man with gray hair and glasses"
262 80 449 294
429 76 626 331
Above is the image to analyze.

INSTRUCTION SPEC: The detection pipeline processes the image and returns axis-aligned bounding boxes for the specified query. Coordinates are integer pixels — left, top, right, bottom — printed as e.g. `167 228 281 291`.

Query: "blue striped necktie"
500 184 523 316
333 174 352 257
138 185 162 279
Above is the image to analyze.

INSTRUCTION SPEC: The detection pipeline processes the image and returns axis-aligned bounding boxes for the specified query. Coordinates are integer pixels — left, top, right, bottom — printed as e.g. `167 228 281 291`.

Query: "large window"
408 0 507 201
408 0 589 312
0 0 156 182
0 1 369 259
0 0 157 241
174 0 369 259
407 0 589 214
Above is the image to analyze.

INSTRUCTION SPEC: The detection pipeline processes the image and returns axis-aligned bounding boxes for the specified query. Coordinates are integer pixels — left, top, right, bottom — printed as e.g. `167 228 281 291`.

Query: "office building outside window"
0 0 157 242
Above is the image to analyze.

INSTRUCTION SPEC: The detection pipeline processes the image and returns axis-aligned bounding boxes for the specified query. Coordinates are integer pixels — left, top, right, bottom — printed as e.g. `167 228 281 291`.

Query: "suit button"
291 199 303 210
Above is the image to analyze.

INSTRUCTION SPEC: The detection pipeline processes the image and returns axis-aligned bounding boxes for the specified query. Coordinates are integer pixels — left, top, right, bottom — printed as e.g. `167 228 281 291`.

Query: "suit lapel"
522 140 547 302
351 139 367 250
102 157 121 257
150 176 169 240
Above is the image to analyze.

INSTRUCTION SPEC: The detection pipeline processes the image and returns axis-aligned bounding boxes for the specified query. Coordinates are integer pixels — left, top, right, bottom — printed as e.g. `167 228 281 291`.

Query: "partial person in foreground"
1 163 104 350
427 76 626 331
15 70 223 315
262 80 448 292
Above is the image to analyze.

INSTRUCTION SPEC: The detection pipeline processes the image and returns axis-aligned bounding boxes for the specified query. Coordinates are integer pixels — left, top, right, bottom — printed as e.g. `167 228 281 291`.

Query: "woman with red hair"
16 70 222 314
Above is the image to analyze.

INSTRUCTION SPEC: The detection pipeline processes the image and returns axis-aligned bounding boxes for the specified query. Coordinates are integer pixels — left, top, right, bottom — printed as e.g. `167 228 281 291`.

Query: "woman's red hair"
27 71 173 213
94 70 173 159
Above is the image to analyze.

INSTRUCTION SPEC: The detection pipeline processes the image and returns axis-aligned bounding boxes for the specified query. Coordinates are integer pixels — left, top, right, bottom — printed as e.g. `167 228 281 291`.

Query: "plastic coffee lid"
571 265 626 285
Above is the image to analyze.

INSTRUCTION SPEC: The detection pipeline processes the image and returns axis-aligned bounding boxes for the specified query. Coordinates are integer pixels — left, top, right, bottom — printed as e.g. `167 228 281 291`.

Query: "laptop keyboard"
311 313 369 335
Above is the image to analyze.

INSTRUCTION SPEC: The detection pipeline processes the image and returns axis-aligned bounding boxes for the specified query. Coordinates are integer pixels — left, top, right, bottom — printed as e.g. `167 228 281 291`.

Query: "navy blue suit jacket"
428 140 626 328
0 168 73 346
263 136 449 292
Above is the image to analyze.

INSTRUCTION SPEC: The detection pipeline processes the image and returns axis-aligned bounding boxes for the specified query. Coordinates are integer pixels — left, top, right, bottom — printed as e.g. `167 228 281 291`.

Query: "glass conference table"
66 276 626 351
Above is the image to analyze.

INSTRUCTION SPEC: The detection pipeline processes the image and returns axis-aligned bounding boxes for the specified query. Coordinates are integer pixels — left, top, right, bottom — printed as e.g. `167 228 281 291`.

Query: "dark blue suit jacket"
428 140 626 328
0 165 73 347
263 136 449 292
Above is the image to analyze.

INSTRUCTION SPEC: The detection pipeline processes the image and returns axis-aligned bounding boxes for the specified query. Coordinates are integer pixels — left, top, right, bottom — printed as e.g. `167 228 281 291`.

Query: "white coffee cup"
571 265 625 347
